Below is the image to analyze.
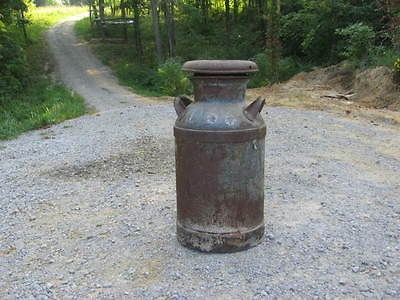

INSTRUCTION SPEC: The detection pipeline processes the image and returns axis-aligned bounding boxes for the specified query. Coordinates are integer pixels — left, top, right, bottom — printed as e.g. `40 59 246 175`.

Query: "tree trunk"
201 0 209 25
266 0 281 82
225 0 231 52
89 0 92 25
150 0 163 62
19 10 29 43
132 1 144 57
121 0 128 41
99 0 105 20
92 0 98 19
98 0 106 37
111 0 116 16
259 0 267 43
164 0 176 57
233 0 238 22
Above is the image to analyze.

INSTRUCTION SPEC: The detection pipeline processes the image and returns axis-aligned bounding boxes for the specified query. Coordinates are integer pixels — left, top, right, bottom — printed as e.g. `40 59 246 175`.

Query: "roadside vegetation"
0 3 86 140
75 0 400 97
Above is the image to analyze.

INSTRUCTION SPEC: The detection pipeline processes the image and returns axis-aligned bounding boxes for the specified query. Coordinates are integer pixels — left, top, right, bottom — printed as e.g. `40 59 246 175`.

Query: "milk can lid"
182 60 258 74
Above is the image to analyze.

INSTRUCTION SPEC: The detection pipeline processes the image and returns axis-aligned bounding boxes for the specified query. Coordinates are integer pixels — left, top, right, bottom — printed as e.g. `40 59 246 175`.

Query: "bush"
393 58 400 84
157 58 190 96
368 46 400 69
34 0 59 6
278 57 303 82
249 52 310 87
116 62 158 89
336 23 376 60
249 53 270 88
0 31 28 97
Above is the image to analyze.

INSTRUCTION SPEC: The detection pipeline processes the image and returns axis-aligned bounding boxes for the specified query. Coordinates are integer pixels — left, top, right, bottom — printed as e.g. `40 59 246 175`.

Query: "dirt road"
0 15 399 299
46 13 146 111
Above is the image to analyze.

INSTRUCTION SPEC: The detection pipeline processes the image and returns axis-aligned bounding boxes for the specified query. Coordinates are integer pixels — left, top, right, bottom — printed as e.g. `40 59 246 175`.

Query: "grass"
368 47 400 69
0 6 87 140
0 79 86 140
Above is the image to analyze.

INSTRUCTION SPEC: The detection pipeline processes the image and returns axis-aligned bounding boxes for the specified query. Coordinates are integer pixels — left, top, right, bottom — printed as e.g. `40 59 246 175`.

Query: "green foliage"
76 0 399 96
74 16 92 39
336 23 375 60
0 0 30 96
34 0 60 6
157 58 191 96
367 46 400 69
0 79 86 140
249 53 270 88
280 1 382 64
393 57 400 84
174 3 262 60
278 56 309 82
394 58 400 72
77 39 191 96
0 32 28 95
116 62 160 95
0 5 87 140
249 52 310 87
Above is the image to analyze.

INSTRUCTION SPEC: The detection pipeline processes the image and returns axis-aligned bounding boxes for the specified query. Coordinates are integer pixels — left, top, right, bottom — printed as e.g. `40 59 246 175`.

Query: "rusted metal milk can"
174 60 266 252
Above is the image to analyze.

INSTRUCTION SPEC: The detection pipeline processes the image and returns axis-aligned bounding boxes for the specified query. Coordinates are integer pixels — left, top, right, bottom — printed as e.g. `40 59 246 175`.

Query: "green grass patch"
0 6 87 140
0 79 85 140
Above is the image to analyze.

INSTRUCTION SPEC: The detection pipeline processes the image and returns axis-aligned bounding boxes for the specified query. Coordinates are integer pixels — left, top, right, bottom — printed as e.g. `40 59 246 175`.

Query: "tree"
163 0 176 57
224 0 231 50
130 0 144 57
0 0 30 96
336 23 376 60
150 0 163 61
266 0 280 81
200 0 209 25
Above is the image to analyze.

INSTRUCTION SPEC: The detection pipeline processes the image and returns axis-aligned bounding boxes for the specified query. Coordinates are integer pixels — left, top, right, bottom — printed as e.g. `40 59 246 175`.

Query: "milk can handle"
174 96 193 117
244 97 265 121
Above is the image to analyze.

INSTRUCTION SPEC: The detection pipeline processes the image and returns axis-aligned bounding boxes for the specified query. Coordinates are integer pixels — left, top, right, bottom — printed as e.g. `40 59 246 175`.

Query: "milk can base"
177 222 264 253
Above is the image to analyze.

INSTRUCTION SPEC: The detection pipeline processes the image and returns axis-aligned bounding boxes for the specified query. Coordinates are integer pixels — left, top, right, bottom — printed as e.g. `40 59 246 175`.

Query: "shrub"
249 53 309 87
249 53 271 88
116 62 158 89
157 58 190 96
368 46 400 68
336 23 375 60
0 31 28 97
393 58 400 83
278 57 302 82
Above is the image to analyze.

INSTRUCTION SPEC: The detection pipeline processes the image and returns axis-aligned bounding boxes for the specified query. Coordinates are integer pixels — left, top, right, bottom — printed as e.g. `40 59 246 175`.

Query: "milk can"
174 60 266 252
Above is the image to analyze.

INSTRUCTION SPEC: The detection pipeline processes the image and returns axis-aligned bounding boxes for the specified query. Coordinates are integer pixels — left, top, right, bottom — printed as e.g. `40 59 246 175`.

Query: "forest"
2 0 400 97
76 0 400 95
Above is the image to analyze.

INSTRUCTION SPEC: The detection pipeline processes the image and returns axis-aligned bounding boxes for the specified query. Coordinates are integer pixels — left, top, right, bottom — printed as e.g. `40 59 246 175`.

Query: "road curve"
46 14 143 111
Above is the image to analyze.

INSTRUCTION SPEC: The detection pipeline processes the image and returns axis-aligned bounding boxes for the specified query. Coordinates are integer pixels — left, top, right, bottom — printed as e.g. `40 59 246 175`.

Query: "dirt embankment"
248 63 400 126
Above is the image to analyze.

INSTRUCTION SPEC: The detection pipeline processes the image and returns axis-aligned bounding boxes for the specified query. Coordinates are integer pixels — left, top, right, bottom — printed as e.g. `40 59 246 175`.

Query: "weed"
0 79 86 140
157 58 191 96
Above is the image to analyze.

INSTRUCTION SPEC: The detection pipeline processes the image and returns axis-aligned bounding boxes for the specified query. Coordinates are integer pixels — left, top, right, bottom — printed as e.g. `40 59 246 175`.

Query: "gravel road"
0 15 399 299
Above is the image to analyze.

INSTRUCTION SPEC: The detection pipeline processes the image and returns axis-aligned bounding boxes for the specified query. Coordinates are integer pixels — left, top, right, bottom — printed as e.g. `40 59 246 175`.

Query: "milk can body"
174 60 266 252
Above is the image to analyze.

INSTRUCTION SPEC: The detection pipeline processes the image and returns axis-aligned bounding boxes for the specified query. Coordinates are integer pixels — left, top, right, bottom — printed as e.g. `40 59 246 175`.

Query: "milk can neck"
192 76 248 103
